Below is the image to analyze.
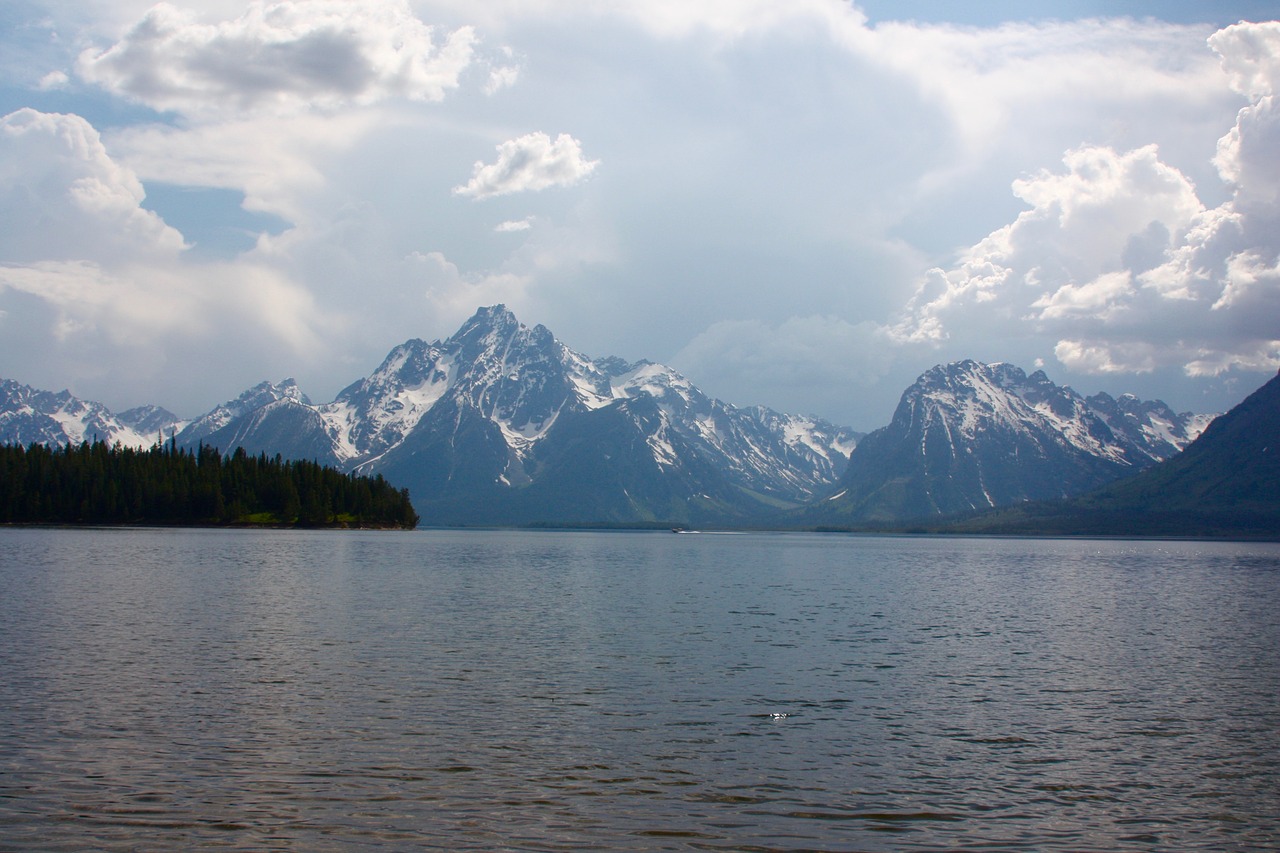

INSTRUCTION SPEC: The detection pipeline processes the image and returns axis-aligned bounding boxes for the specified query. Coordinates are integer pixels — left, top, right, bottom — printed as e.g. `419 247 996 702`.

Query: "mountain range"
805 359 1213 524
2 305 1239 529
939 369 1280 537
2 307 858 525
1 379 180 450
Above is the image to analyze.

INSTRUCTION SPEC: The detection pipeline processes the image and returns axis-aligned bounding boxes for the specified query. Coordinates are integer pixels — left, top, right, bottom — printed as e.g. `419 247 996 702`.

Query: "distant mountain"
807 360 1211 524
166 305 860 525
6 321 1232 531
0 379 184 448
179 379 311 446
117 404 184 438
943 370 1279 537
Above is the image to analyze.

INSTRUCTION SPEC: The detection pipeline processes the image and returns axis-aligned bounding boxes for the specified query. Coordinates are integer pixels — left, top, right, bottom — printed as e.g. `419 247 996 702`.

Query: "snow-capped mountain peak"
157 305 862 523
180 379 310 445
821 359 1214 523
0 379 174 448
322 340 455 462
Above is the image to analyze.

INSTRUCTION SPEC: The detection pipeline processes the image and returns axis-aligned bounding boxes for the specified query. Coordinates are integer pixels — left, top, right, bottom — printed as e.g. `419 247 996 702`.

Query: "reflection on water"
1 528 1278 850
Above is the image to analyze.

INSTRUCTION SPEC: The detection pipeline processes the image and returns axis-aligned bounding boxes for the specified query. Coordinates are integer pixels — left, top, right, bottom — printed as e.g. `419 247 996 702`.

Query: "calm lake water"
1 528 1277 851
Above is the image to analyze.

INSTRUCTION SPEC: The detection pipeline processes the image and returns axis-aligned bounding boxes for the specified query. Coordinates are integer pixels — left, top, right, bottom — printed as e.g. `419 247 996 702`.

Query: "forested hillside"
0 441 418 528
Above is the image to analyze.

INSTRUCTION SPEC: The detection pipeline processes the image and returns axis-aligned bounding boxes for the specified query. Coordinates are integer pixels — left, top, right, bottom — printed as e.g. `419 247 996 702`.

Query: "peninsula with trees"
0 440 419 529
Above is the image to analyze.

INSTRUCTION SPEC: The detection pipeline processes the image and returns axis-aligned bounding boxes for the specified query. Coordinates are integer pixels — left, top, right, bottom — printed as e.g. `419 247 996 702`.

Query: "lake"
1 528 1277 851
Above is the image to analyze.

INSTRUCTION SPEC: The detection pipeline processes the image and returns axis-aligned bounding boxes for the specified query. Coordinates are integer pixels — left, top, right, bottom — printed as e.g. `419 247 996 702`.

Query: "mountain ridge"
933 369 1279 537
0 306 861 526
3 307 1234 529
805 359 1210 524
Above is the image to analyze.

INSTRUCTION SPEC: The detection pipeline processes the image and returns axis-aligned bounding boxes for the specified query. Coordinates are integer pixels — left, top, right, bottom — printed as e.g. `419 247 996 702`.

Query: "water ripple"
1 528 1278 851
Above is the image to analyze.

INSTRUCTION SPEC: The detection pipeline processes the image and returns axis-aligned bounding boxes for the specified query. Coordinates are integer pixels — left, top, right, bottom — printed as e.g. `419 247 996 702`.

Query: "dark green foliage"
0 440 419 528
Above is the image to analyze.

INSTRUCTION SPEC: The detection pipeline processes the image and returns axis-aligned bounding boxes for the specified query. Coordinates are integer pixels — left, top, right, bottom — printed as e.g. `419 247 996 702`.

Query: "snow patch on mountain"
320 347 456 462
0 379 163 448
822 359 1215 522
180 379 310 445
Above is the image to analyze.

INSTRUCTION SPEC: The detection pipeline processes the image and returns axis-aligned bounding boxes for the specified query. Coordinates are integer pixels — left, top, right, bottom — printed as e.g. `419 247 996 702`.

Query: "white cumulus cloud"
0 107 336 412
0 109 187 263
76 0 476 118
454 132 599 200
1208 19 1280 100
1212 23 1280 212
888 21 1280 383
495 218 534 233
891 144 1204 343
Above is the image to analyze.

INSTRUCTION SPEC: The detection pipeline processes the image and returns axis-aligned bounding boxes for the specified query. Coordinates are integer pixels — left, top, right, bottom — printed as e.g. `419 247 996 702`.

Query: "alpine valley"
1 305 1229 528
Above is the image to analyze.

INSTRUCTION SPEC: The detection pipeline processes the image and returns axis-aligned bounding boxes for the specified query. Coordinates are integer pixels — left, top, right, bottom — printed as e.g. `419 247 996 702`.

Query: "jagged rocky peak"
0 379 157 448
231 378 310 408
117 405 184 436
450 304 534 368
1084 390 1213 456
895 360 1018 430
321 338 456 462
179 378 312 444
912 359 1004 399
442 306 583 426
338 338 453 410
595 355 637 377
455 303 521 341
823 358 1216 523
614 361 702 408
2 378 34 404
917 360 1044 401
380 339 447 384
449 306 551 373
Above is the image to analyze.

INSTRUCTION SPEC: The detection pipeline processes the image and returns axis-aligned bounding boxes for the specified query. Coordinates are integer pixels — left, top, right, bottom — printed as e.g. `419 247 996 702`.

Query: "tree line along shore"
0 440 419 529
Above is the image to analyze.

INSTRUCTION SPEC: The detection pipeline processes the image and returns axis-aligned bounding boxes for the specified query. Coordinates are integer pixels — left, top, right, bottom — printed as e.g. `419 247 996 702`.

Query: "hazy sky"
1 1 1277 430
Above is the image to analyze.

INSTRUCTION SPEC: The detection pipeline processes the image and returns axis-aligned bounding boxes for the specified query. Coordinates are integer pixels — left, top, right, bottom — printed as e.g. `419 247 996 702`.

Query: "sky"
1 1 1278 431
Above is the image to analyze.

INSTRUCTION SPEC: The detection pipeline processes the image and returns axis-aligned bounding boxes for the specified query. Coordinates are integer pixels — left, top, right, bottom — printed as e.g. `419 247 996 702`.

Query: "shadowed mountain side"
200 399 337 463
403 397 812 527
927 370 1280 537
158 306 861 526
804 360 1208 525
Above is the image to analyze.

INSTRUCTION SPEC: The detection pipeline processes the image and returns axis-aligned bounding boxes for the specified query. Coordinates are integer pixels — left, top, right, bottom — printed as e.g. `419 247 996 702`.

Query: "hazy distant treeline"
0 440 419 528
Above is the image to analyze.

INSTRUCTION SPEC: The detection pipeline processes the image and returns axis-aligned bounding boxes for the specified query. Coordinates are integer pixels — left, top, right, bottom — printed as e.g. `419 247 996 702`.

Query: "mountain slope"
170 305 862 525
809 360 1209 524
1104 370 1279 511
178 379 314 447
941 370 1280 536
0 379 184 448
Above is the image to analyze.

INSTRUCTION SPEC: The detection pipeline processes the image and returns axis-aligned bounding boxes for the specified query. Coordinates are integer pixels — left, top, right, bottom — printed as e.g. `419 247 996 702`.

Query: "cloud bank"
0 106 332 407
0 2 1276 428
888 21 1280 385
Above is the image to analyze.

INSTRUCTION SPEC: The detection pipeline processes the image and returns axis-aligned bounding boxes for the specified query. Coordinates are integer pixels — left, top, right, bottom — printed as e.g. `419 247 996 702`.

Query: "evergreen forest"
0 440 419 528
